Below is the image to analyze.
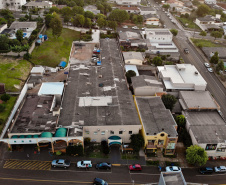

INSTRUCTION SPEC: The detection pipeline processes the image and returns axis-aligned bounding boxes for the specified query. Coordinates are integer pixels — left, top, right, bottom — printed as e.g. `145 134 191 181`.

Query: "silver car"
207 67 213 72
51 159 71 168
214 166 226 173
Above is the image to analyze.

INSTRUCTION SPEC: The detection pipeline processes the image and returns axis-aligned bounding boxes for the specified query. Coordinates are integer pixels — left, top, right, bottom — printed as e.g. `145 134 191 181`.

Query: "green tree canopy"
85 18 92 28
61 6 72 17
72 6 84 15
196 4 210 17
210 52 219 64
126 70 136 84
108 9 129 24
161 94 177 111
216 60 224 72
97 17 106 28
186 145 208 166
199 31 207 38
0 35 10 50
1 94 10 102
153 56 163 66
107 20 117 30
49 7 59 14
84 11 94 19
170 29 178 36
45 14 53 27
130 134 144 153
50 13 63 38
77 14 85 27
210 31 222 40
162 4 170 10
16 30 23 42
175 115 186 128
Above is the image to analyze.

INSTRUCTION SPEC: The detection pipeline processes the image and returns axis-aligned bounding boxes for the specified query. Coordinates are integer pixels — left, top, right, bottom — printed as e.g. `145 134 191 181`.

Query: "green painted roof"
11 135 18 138
108 136 121 140
40 132 53 138
55 128 67 137
26 135 32 138
19 135 25 138
109 141 121 145
33 135 39 138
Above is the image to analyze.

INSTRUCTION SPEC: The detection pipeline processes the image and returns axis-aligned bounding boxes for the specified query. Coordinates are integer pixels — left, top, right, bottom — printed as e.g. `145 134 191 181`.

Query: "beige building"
123 52 144 65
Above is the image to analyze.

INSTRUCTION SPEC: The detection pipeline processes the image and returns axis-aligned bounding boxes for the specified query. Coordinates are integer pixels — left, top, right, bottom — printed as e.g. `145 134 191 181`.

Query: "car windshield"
133 165 136 169
81 161 83 165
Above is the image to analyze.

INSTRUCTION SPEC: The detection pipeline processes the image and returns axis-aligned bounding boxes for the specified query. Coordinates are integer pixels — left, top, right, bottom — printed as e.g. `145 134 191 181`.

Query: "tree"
77 14 85 27
170 29 178 36
64 15 70 25
130 134 144 153
126 70 136 84
196 4 210 17
210 31 222 40
161 94 177 111
216 60 224 72
85 18 92 28
175 115 186 128
108 9 129 24
72 6 84 15
153 56 163 66
76 0 84 7
45 14 53 28
16 30 23 42
0 35 10 51
186 145 208 166
97 17 106 28
137 15 143 24
199 31 207 38
1 94 10 102
184 13 189 19
107 21 117 30
49 6 59 14
0 104 5 113
210 52 219 64
49 13 63 38
84 11 94 19
132 15 138 24
162 4 170 10
61 6 72 17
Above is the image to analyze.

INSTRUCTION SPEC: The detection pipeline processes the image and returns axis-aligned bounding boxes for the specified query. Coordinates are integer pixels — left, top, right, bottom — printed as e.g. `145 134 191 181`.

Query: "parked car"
93 178 108 185
204 63 210 68
77 160 92 168
129 164 142 171
199 167 214 174
132 26 139 30
165 166 181 172
96 162 111 170
141 27 146 30
184 48 189 54
163 25 166 28
207 67 213 73
51 159 70 168
106 27 112 30
214 166 226 173
122 25 128 28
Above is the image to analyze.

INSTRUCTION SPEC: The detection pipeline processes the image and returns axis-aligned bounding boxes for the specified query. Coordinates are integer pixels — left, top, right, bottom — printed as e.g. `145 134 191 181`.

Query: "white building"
24 1 52 10
0 0 26 11
115 0 141 5
195 15 222 31
204 0 216 4
139 6 156 15
144 14 159 26
157 64 207 91
84 5 100 15
123 52 144 65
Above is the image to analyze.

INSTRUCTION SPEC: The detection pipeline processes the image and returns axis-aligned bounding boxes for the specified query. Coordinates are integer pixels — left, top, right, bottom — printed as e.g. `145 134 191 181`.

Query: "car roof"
58 159 65 163
219 166 226 169
205 167 213 170
95 178 103 182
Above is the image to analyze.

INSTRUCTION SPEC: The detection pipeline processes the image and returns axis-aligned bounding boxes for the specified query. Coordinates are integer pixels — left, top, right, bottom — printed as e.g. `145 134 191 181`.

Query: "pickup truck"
51 159 71 168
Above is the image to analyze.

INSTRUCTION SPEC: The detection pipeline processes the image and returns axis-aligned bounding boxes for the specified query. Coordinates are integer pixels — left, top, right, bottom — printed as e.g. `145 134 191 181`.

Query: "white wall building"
157 64 207 91
115 0 141 5
123 52 144 65
204 0 216 4
0 0 26 11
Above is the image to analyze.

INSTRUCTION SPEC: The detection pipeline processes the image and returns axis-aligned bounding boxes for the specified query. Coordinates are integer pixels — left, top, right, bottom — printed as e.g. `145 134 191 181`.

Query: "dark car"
96 162 111 170
93 178 108 185
199 167 214 174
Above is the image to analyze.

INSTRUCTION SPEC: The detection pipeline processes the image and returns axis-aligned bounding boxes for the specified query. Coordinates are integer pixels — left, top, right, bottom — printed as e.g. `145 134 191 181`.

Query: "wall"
134 86 163 96
125 59 143 65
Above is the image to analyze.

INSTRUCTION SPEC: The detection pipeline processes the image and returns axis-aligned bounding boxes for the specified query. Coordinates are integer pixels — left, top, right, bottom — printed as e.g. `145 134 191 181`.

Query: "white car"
106 27 112 30
166 166 181 172
204 63 210 68
132 26 139 30
214 166 226 173
207 67 213 73
77 160 92 168
122 25 128 28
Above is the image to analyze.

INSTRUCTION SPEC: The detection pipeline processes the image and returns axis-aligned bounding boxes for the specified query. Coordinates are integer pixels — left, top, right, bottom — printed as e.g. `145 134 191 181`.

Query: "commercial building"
157 64 207 91
0 0 26 11
134 96 178 155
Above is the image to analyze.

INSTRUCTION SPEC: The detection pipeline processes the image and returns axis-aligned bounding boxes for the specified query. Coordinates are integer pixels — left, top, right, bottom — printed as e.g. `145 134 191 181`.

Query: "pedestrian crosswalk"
3 160 51 171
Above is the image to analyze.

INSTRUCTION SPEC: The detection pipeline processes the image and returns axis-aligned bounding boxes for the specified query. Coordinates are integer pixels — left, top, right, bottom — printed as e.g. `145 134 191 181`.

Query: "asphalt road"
0 163 225 185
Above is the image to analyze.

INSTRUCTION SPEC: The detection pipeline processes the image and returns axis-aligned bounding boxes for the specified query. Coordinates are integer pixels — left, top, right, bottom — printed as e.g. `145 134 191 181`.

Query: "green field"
31 28 80 67
0 57 32 92
0 95 17 133
191 38 224 47
177 17 201 30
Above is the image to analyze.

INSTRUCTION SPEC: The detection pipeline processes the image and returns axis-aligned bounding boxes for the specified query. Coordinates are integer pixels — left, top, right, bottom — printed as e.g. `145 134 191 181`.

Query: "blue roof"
59 61 67 68
97 61 101 66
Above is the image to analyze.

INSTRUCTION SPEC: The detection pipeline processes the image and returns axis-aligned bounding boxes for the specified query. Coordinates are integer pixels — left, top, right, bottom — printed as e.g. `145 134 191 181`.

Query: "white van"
77 160 92 168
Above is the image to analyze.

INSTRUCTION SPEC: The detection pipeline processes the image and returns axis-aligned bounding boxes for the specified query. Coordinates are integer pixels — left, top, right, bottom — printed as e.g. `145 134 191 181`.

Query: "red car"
129 164 142 171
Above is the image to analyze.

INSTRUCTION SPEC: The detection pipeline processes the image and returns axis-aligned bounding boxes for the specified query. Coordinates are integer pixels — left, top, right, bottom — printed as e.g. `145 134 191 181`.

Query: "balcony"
146 144 157 149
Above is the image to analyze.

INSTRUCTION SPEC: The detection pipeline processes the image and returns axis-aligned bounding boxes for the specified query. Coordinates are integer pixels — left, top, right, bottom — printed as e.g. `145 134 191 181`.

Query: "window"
85 131 89 134
101 131 105 135
129 131 132 134
94 132 98 135
217 148 225 152
110 130 114 134
160 133 165 137
205 144 217 150
119 131 123 134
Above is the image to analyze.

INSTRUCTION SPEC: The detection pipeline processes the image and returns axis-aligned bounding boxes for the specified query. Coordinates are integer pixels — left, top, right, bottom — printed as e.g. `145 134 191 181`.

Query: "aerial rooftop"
59 39 140 128
131 75 163 88
161 172 186 185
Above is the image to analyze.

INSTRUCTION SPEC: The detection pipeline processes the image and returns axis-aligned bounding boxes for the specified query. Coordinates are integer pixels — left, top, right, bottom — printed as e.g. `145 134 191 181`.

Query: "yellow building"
134 96 178 155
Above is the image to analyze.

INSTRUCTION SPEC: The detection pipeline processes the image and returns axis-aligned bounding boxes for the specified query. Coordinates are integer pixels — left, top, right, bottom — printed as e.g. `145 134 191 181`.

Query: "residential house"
123 52 144 65
134 96 178 155
119 6 140 13
30 66 45 76
179 91 226 158
159 172 187 185
205 0 216 4
0 24 7 33
24 1 52 10
84 5 100 15
131 75 164 96
138 6 156 15
195 15 222 31
166 0 184 10
157 64 207 91
0 0 26 11
143 14 159 26
115 0 141 5
202 47 226 61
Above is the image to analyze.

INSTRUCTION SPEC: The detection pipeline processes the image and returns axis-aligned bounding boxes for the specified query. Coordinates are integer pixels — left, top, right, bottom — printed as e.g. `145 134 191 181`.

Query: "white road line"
130 172 159 175
50 169 112 173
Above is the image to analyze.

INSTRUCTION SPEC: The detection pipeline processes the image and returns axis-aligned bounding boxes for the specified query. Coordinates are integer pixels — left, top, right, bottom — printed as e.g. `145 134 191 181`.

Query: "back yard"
191 38 225 47
0 57 32 92
177 17 201 30
31 28 80 67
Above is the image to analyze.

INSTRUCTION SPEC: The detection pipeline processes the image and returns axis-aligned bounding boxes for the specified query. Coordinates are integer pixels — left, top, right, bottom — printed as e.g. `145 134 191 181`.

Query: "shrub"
23 52 32 61
66 145 83 156
1 94 10 102
56 151 62 155
0 104 6 112
84 137 91 145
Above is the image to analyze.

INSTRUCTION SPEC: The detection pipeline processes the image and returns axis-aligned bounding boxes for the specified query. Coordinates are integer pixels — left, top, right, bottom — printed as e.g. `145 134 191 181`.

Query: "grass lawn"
191 38 224 47
0 57 32 92
177 17 201 30
0 95 17 133
31 28 80 67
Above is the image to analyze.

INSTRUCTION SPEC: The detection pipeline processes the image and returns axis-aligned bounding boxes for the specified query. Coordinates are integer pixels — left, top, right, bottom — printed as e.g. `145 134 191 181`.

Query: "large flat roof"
162 172 186 185
38 82 64 96
131 75 163 88
135 97 177 137
184 111 226 143
59 39 140 127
